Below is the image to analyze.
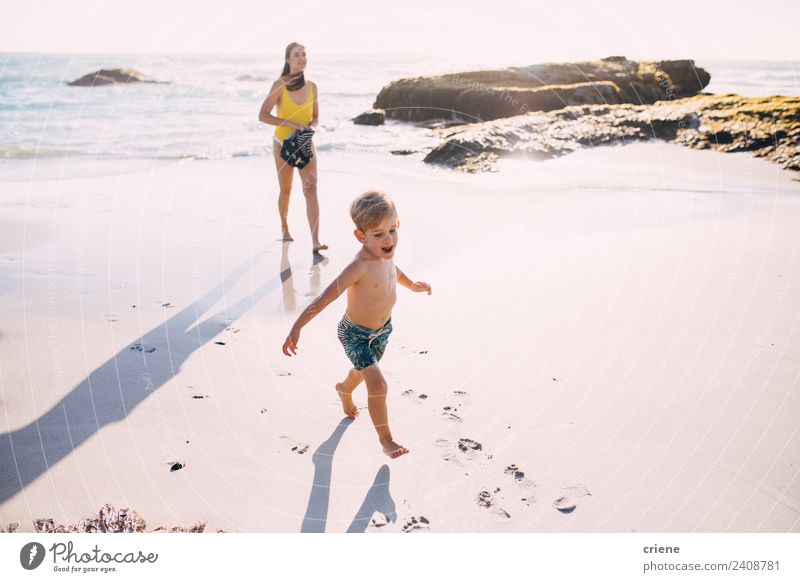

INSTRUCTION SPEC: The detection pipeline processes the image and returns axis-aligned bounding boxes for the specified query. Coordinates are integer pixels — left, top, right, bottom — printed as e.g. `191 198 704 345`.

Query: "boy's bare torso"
345 249 397 329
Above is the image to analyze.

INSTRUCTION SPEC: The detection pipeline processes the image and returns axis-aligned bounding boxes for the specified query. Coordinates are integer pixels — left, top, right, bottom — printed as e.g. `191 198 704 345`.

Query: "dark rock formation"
374 57 710 123
422 95 800 174
353 109 386 125
68 68 160 87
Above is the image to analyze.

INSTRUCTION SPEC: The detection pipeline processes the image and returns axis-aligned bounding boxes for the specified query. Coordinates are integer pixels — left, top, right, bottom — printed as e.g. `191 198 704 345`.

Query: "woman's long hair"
281 42 305 91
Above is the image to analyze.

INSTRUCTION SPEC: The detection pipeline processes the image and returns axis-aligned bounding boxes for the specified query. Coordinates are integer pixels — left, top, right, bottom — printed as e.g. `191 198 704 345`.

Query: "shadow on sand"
0 257 283 504
346 465 395 533
301 419 396 533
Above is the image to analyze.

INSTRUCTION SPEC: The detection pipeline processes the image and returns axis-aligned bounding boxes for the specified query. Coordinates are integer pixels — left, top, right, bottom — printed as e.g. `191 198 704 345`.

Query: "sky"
1 0 798 62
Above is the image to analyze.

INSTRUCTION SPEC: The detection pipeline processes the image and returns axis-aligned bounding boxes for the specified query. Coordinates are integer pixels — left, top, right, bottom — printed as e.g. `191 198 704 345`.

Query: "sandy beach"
1 142 799 533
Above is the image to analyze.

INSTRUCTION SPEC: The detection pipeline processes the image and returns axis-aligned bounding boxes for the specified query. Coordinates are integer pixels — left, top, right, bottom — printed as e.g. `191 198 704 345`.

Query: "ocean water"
0 53 797 182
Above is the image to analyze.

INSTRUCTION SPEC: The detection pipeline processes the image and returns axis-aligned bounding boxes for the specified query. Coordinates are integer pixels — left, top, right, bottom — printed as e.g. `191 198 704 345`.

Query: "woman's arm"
258 79 306 130
310 81 319 129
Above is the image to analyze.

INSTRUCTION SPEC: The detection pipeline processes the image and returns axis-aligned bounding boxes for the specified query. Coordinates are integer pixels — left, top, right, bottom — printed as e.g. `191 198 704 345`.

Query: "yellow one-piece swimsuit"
274 81 314 143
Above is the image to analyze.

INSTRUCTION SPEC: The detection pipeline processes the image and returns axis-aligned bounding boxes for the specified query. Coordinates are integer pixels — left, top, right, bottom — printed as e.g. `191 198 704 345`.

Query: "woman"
259 42 327 251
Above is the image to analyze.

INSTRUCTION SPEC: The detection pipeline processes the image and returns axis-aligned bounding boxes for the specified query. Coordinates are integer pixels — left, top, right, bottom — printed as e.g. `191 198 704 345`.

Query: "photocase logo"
20 542 46 570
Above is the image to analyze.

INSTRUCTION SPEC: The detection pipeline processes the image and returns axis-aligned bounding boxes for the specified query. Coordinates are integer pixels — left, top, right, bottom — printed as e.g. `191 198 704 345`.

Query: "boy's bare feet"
381 439 409 459
335 383 359 419
313 242 329 252
282 231 294 242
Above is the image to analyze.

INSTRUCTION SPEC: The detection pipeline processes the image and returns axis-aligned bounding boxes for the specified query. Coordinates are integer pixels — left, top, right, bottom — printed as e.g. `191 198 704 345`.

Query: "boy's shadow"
301 419 396 533
346 465 396 533
0 257 284 504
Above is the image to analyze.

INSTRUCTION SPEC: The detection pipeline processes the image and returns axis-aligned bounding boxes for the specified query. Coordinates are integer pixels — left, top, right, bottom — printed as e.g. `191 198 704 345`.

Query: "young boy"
282 191 431 459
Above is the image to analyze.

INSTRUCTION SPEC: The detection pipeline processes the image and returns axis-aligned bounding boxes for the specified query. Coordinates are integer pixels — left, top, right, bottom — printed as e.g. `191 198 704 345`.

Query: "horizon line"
0 50 798 65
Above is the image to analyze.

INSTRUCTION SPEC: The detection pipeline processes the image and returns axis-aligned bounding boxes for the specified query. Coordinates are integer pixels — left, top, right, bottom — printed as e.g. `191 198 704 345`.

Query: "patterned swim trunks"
337 315 393 370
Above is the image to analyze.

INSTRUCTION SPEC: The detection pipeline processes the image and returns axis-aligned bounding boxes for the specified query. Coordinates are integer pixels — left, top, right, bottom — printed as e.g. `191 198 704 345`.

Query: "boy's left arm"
396 265 432 295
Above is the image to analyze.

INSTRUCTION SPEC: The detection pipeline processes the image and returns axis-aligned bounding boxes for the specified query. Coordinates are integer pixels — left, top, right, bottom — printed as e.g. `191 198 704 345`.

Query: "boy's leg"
335 368 362 419
359 365 409 459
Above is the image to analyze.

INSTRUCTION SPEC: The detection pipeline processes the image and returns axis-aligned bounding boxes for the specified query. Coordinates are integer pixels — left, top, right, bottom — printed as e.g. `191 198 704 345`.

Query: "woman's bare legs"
298 151 327 252
273 142 294 241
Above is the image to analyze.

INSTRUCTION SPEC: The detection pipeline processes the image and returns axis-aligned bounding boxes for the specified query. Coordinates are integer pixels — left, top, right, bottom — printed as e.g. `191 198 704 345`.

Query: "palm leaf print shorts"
337 315 393 370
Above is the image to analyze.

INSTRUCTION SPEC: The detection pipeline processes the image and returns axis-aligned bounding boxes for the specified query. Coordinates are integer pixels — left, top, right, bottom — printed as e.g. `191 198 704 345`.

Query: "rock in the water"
656 59 711 98
353 109 386 125
423 94 800 174
68 68 160 87
374 57 710 123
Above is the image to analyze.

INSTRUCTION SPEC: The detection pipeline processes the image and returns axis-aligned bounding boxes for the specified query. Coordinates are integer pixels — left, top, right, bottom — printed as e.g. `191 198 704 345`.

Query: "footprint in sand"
435 439 462 464
401 516 430 532
504 464 538 504
476 489 511 519
368 511 397 529
130 344 156 353
161 302 175 309
440 390 469 420
401 389 424 404
441 410 463 423
438 438 485 464
458 438 482 453
441 450 461 464
553 485 591 514
504 464 525 480
279 436 309 455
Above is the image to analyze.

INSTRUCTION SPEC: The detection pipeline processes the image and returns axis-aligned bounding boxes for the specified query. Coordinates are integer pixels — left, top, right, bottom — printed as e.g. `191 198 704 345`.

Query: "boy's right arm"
282 260 366 356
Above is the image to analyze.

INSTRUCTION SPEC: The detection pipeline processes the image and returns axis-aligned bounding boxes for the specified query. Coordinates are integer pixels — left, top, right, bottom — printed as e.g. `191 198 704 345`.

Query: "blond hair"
349 190 397 232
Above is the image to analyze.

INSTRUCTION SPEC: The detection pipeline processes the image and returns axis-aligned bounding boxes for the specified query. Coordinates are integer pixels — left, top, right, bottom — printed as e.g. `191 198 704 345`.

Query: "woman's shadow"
301 419 396 533
281 242 328 312
0 256 293 504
